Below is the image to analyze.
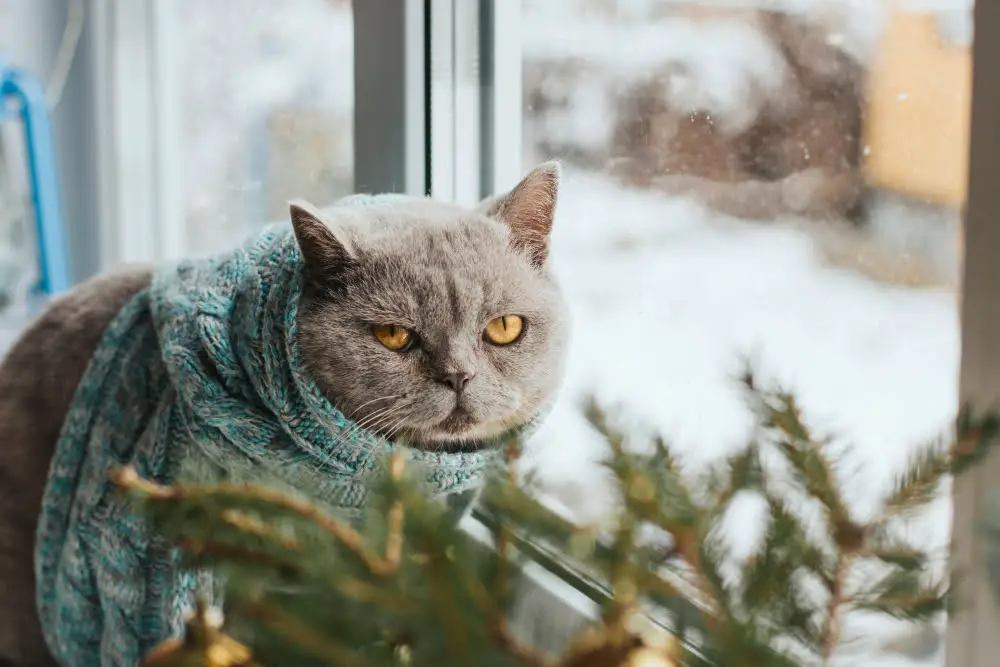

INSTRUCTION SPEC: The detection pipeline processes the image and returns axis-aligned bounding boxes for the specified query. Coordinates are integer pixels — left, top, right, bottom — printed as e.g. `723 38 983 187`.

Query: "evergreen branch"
476 441 557 667
742 501 805 615
582 397 624 453
952 409 1000 475
711 442 765 508
879 439 949 520
176 539 302 578
111 459 406 576
860 526 927 571
765 394 853 529
761 489 832 581
645 516 707 598
642 437 701 532
739 371 855 530
426 553 475 664
237 600 382 667
445 531 556 667
474 493 711 649
176 536 420 612
768 581 823 650
852 569 947 622
219 509 303 551
819 556 850 665
694 530 738 624
585 398 697 524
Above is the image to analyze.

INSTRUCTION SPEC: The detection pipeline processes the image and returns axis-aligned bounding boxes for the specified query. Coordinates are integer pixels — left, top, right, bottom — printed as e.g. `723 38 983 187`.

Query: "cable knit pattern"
34 195 542 667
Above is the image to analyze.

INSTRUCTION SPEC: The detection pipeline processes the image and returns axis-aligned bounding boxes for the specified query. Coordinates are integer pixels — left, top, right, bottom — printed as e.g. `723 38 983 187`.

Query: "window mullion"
947 0 1000 665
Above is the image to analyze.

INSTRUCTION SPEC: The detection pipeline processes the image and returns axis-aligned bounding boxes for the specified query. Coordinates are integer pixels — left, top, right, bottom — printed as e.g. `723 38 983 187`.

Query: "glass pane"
522 0 967 659
175 0 354 255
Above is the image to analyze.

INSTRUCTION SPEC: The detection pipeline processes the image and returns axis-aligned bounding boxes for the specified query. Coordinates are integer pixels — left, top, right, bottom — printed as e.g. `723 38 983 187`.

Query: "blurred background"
0 1 974 660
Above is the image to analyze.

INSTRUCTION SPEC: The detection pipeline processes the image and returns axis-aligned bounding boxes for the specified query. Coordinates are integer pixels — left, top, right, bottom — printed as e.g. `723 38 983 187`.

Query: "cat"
0 162 569 666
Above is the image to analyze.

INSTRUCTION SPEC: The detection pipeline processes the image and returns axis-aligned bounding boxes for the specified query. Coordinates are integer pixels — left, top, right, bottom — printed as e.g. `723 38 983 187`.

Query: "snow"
524 10 795 135
515 5 962 662
522 169 958 526
519 169 958 666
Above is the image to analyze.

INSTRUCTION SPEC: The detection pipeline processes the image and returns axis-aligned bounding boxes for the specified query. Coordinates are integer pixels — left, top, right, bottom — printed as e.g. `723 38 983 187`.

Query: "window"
348 1 1000 662
174 0 355 256
513 0 973 662
520 0 964 519
94 0 355 266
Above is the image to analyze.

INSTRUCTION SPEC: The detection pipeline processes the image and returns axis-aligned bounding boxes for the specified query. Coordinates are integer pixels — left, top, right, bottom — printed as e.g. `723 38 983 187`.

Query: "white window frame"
354 0 522 206
90 0 185 268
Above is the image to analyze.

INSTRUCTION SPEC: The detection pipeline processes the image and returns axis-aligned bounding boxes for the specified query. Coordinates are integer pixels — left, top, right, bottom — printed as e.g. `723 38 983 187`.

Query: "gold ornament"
621 646 675 667
560 613 679 667
141 600 260 667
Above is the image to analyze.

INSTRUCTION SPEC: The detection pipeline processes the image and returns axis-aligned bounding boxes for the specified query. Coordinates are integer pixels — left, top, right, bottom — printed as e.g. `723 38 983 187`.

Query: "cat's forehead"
336 200 555 323
344 201 523 274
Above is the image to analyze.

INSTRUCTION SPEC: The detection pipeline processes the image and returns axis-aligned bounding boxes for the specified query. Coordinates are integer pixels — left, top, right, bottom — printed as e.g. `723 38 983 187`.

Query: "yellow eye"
373 325 414 351
484 315 524 346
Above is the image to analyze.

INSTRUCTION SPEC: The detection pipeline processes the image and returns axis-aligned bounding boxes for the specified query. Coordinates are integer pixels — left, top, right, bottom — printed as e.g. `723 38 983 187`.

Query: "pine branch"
860 526 928 571
112 456 407 577
124 371 1000 667
763 393 853 531
879 439 950 520
952 408 1000 475
851 568 947 622
176 539 303 578
705 441 765 508
237 601 382 667
742 496 816 616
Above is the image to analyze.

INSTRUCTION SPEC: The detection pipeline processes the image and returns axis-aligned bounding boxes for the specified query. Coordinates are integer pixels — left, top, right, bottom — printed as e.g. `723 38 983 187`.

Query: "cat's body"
0 164 567 666
0 268 153 666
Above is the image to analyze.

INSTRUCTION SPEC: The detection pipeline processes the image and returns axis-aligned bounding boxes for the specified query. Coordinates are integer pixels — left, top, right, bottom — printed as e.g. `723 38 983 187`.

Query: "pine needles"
112 369 1000 667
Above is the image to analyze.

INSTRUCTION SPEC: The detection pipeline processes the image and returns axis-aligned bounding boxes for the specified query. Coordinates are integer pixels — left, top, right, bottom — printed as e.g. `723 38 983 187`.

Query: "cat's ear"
479 161 560 267
289 200 355 285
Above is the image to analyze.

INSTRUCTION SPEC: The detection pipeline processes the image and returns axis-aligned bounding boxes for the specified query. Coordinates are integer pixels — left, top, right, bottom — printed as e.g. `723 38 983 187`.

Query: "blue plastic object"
0 56 72 296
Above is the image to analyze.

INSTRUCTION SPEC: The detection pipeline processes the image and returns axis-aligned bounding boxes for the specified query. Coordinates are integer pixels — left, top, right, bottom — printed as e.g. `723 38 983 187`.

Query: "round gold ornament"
560 625 677 667
141 601 260 667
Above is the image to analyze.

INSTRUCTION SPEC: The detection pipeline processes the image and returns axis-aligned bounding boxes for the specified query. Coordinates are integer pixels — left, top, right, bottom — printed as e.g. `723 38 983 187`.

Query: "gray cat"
0 162 568 666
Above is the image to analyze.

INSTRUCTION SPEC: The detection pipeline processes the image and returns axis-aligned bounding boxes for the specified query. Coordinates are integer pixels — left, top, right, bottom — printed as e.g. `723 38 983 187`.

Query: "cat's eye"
484 315 524 346
373 325 415 351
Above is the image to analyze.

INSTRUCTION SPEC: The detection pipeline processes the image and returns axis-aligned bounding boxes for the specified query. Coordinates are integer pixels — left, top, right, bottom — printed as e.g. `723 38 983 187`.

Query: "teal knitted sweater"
34 196 538 667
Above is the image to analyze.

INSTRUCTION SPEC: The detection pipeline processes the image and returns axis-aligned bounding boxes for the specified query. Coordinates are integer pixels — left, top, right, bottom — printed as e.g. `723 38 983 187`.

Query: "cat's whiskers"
381 417 412 444
313 401 402 471
364 408 415 442
347 394 404 419
328 399 416 455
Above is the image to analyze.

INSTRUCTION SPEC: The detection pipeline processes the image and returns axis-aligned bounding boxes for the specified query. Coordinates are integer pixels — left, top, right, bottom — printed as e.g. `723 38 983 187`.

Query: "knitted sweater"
34 196 540 667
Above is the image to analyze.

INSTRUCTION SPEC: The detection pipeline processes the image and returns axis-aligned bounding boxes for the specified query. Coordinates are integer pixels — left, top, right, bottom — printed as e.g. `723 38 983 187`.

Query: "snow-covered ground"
521 168 957 666
514 5 962 663
525 169 958 527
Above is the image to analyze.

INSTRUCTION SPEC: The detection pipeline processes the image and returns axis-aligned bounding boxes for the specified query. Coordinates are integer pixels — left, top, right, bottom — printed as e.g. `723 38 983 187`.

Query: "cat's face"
294 163 569 450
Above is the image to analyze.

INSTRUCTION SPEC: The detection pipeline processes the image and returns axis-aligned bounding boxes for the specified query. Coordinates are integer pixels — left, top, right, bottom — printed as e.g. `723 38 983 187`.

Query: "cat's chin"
393 415 519 452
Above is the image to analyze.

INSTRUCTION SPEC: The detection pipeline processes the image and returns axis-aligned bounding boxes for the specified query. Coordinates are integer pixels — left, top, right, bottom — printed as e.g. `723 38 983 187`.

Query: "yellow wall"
863 12 971 207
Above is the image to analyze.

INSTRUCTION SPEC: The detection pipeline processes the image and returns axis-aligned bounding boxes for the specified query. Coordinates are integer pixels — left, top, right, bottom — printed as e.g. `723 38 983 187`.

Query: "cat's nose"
439 371 474 392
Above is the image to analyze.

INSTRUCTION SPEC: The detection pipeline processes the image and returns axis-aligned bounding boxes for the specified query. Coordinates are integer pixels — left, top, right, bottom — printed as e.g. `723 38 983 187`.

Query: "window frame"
946 0 1000 664
87 0 186 269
